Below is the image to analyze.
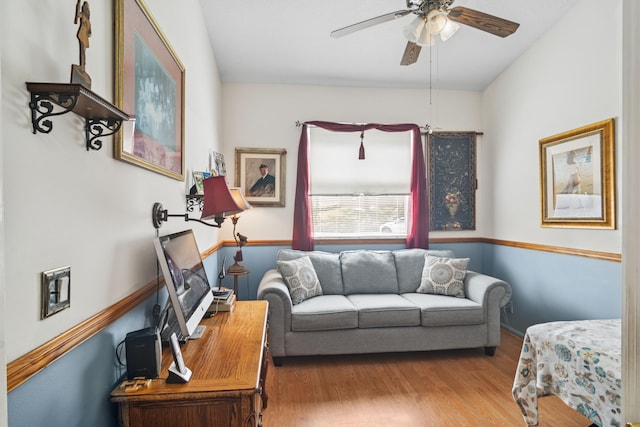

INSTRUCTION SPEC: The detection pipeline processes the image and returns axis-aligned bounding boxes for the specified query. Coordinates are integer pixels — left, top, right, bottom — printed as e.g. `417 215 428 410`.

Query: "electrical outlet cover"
41 266 71 319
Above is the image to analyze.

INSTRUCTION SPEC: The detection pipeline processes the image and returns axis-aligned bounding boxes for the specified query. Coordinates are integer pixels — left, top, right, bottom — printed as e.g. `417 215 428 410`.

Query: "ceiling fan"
330 0 520 66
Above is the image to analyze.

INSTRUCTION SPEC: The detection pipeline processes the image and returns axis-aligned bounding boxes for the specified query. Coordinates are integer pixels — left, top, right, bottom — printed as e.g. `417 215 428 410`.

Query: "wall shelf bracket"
186 194 204 212
26 82 131 151
86 118 123 151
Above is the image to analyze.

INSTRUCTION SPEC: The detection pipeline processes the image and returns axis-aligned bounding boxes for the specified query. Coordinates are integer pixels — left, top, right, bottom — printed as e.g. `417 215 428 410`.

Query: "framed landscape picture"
234 148 286 207
539 118 615 228
114 0 185 180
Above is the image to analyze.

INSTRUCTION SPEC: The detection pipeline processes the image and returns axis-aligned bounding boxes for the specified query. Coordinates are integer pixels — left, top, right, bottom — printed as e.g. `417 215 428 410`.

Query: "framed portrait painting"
235 148 286 207
114 0 185 180
539 118 615 228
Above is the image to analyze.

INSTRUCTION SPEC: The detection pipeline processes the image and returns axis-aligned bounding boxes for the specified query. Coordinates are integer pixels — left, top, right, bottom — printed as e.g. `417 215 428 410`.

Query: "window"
308 127 413 238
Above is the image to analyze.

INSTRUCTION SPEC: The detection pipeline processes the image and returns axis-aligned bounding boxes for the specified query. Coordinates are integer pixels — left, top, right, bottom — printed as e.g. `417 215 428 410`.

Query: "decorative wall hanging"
428 132 476 231
539 118 615 229
235 148 286 207
114 0 185 180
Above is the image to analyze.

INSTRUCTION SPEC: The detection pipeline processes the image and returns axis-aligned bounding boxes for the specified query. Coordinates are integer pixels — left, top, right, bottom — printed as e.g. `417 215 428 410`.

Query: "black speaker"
125 327 162 379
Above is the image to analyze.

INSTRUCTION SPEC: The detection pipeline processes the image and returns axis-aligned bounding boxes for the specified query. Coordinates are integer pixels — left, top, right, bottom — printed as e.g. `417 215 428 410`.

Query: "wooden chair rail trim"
7 237 619 392
5 244 232 392
483 238 621 262
7 278 159 392
225 238 621 262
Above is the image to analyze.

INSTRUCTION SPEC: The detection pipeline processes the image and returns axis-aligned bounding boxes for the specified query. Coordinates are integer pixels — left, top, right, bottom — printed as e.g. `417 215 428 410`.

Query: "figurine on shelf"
71 0 92 88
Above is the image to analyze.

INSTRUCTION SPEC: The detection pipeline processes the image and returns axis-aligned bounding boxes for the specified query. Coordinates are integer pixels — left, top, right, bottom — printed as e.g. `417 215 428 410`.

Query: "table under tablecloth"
512 319 622 427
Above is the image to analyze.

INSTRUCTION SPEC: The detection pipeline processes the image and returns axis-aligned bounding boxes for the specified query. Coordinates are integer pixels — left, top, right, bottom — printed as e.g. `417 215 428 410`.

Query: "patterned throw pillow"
416 255 470 298
276 256 323 305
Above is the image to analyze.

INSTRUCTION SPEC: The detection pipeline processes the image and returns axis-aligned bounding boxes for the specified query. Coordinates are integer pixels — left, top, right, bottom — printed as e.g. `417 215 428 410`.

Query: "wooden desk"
111 301 269 427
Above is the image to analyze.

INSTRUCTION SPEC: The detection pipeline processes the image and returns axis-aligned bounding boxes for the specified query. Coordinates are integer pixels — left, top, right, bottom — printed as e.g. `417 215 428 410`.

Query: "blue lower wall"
7 242 621 426
482 243 621 335
7 298 155 427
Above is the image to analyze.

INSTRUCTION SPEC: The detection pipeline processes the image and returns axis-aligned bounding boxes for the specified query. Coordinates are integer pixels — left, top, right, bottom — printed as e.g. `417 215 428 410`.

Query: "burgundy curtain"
292 121 429 250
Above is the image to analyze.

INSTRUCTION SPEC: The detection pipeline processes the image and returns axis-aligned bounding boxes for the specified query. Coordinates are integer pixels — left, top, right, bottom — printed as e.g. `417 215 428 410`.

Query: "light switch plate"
41 266 71 319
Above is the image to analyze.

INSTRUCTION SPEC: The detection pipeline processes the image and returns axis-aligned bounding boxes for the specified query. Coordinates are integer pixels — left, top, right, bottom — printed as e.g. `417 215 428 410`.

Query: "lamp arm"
187 217 224 228
152 202 225 229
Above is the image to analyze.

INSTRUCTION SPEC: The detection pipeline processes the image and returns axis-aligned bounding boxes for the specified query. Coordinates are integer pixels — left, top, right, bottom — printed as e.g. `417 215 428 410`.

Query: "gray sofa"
257 248 512 365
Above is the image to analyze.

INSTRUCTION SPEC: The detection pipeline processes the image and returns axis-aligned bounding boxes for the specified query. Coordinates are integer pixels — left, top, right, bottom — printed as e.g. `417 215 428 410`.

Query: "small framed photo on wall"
235 148 286 207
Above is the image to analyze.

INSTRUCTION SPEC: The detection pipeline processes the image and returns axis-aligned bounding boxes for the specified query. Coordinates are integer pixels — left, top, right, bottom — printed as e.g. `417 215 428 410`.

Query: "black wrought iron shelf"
186 194 204 212
26 82 131 151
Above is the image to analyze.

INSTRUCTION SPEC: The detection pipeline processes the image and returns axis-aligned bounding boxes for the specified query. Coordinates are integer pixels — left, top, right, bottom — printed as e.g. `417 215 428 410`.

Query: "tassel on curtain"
358 130 365 160
292 121 429 250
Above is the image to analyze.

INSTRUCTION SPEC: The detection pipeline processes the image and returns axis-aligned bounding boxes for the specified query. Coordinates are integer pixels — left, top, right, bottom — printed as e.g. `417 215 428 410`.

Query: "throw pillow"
276 256 323 304
417 255 470 298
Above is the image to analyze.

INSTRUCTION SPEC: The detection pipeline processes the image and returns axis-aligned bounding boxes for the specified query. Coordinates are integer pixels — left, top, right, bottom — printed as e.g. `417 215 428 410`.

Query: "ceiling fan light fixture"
439 19 460 42
403 15 426 43
426 9 447 35
417 26 435 46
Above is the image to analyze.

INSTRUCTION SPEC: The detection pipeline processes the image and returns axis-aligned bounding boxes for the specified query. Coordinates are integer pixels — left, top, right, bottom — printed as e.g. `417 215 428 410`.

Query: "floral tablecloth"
512 319 622 427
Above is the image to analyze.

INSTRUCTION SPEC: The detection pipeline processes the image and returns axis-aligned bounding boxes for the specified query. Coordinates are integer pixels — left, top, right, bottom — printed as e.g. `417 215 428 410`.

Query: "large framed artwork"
428 132 476 231
235 148 286 207
539 118 615 228
114 0 185 180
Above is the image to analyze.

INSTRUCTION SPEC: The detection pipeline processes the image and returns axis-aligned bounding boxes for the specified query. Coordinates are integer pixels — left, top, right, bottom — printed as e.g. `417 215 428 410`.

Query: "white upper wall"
482 0 622 253
221 84 483 241
1 0 222 361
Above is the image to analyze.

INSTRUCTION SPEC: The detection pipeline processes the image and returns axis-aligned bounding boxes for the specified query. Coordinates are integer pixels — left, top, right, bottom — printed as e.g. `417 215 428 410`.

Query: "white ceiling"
199 0 580 91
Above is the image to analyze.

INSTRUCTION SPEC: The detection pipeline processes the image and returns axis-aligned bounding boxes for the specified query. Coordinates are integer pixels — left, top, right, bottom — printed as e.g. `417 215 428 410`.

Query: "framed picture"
209 151 226 176
539 118 615 228
235 148 286 207
114 0 185 180
192 171 211 195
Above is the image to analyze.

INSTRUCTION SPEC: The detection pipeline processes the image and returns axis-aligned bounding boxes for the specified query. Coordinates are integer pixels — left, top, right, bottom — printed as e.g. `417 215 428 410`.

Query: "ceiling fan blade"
448 6 519 38
331 10 412 38
400 41 421 66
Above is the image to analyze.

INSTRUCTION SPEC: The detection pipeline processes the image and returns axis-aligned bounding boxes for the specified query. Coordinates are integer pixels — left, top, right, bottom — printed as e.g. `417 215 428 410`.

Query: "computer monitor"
153 229 214 338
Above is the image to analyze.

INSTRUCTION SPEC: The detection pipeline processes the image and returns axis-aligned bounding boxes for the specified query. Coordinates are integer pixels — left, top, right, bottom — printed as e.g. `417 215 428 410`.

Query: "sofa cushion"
341 250 398 294
291 295 357 331
417 255 469 298
402 293 484 326
276 256 323 304
277 249 343 294
393 249 456 294
347 294 421 328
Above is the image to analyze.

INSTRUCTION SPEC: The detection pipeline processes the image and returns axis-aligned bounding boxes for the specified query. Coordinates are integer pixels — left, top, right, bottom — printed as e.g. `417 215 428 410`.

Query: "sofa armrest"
464 271 512 308
257 269 293 358
464 271 512 348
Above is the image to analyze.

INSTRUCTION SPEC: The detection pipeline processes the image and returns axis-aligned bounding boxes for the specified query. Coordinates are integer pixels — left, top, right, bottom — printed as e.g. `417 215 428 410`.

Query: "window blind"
309 127 412 195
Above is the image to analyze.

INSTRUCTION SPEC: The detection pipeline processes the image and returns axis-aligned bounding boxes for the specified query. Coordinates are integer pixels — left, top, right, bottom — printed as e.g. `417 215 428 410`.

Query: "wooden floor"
263 330 593 427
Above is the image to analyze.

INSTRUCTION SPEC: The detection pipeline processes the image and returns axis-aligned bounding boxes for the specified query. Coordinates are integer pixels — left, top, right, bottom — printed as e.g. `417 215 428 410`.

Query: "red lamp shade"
201 176 241 220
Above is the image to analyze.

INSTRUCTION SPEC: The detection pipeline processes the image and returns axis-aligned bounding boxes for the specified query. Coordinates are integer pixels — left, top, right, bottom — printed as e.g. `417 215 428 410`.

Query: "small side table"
228 269 250 300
